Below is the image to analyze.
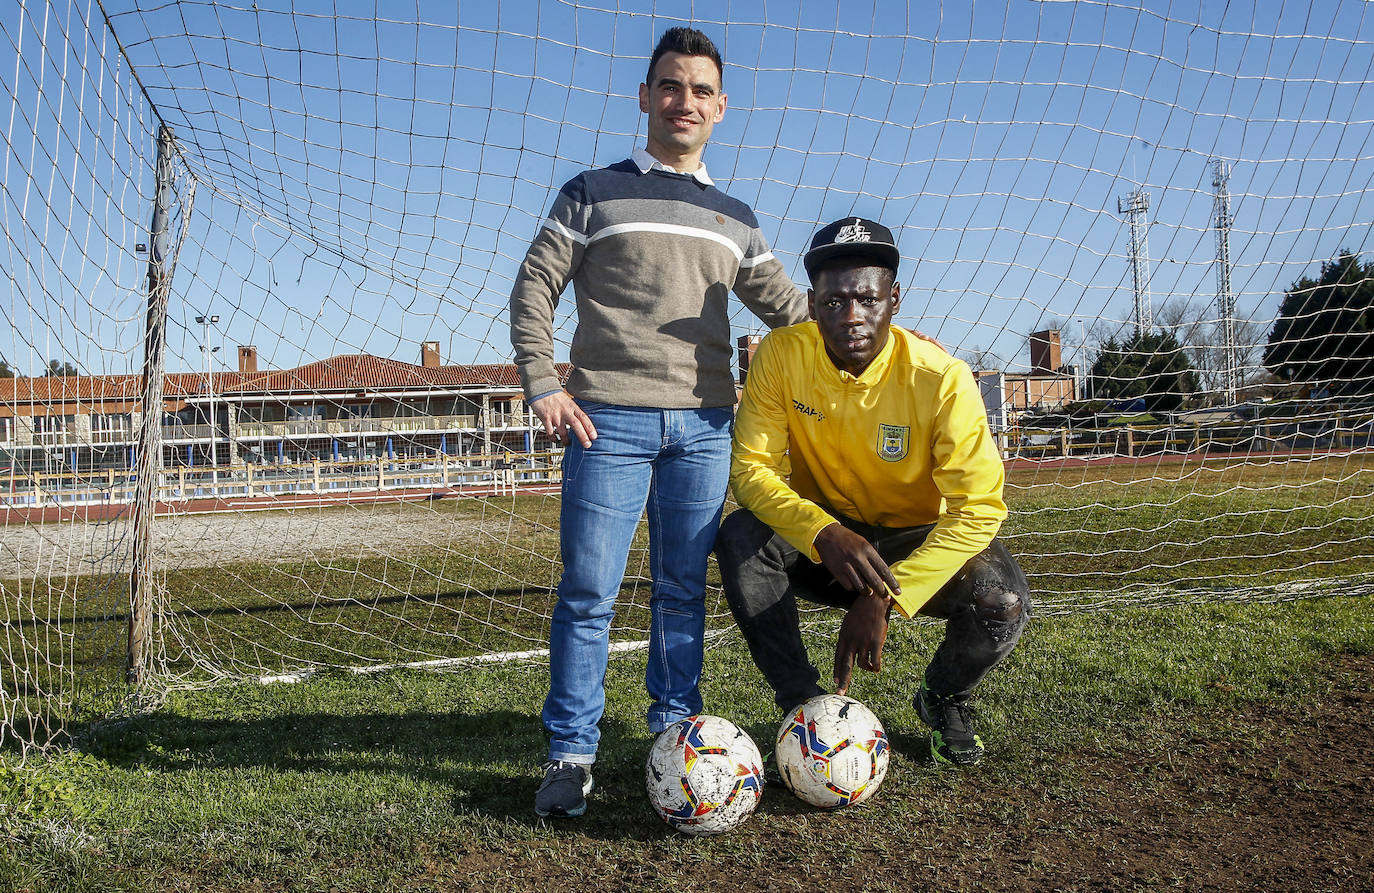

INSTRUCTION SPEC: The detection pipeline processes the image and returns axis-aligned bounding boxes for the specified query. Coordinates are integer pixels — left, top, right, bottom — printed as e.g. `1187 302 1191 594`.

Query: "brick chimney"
1029 330 1062 375
421 341 441 368
237 345 258 374
737 334 762 383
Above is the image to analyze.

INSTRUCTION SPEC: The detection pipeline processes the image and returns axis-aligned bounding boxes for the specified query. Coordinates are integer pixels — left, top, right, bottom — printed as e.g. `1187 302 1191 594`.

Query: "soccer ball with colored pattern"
775 694 889 808
645 714 765 836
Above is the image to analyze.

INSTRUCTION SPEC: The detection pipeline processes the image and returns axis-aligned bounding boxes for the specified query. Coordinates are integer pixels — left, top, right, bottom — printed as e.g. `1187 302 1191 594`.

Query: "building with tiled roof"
1 342 569 472
222 355 526 394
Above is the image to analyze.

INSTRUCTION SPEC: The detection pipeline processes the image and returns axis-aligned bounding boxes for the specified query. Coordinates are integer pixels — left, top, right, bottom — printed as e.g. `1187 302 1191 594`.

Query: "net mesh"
3 0 1373 753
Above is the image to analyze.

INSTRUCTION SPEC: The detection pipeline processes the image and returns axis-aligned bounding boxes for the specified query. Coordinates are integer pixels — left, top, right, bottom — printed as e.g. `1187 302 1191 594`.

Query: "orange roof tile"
0 356 569 406
221 355 547 393
0 375 142 403
0 371 257 403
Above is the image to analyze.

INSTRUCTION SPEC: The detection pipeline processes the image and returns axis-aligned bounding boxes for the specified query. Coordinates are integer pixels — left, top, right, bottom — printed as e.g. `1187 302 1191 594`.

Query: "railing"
30 430 79 445
488 411 535 428
234 413 483 438
91 428 136 444
6 412 1372 512
9 413 536 448
999 409 1374 460
6 426 191 447
162 423 215 441
1 451 563 511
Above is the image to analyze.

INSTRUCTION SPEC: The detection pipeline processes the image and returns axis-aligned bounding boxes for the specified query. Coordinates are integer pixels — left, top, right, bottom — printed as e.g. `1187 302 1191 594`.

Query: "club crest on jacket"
877 424 909 461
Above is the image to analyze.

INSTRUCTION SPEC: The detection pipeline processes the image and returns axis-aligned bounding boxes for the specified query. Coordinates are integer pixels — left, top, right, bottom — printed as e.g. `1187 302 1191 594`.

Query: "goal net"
3 0 1373 753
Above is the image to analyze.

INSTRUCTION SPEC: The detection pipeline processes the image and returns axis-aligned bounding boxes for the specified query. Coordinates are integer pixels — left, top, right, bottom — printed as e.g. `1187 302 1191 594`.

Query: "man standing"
510 27 805 817
715 217 1031 767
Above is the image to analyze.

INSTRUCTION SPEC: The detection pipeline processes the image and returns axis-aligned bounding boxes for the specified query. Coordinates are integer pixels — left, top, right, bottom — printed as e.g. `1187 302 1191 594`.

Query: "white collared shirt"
631 147 713 186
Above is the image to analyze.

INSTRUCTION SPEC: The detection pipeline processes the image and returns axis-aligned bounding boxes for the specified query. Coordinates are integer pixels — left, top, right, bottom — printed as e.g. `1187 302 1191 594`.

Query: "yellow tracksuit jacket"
729 322 1007 618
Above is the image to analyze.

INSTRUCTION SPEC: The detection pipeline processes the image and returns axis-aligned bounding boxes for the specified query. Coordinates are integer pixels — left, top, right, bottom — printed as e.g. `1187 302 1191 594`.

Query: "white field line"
256 639 651 685
254 627 743 686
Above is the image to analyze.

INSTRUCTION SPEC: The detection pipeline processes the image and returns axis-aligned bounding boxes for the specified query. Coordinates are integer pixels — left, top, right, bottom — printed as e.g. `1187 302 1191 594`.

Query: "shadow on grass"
60 702 882 841
65 704 643 825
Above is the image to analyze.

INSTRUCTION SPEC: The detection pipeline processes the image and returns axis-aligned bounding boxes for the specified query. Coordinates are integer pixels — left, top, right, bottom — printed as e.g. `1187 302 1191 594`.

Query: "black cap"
803 217 900 281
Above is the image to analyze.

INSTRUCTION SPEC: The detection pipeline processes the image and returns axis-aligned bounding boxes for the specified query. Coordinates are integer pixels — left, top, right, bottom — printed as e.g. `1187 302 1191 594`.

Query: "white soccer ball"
775 694 890 808
645 714 765 836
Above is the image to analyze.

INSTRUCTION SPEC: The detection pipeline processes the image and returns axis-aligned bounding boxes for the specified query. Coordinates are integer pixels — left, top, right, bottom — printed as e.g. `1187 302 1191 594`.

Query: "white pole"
131 124 176 686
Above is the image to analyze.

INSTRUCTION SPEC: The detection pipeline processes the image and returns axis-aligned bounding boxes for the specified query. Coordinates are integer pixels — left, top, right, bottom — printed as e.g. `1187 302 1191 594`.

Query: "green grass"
2 593 1372 892
2 454 1373 887
4 454 1373 739
1004 453 1374 591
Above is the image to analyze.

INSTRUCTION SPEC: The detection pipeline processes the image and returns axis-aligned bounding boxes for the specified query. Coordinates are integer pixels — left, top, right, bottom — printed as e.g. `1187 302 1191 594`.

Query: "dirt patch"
904 652 1374 892
409 653 1374 892
0 501 505 578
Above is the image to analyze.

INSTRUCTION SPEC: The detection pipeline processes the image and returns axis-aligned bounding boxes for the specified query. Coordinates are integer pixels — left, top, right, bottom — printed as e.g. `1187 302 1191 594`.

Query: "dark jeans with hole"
714 508 1031 711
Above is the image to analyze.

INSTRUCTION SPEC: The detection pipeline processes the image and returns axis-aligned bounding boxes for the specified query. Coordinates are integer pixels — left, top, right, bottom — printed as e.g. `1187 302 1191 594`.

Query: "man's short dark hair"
647 27 723 86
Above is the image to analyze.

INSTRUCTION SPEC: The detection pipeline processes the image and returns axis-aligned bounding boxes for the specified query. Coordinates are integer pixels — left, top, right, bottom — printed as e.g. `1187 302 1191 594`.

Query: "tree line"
1082 248 1372 414
0 359 79 377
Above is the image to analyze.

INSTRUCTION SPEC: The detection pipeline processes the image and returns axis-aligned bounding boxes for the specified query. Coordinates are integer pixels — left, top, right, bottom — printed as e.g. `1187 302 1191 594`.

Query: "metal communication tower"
1213 160 1239 405
1117 188 1152 336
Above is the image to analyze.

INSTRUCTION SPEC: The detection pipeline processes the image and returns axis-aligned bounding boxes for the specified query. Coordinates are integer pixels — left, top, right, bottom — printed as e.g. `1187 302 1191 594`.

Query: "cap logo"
834 218 872 244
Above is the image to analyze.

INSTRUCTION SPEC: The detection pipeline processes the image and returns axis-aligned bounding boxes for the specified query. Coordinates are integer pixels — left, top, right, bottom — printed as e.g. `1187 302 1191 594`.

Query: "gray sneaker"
534 760 593 818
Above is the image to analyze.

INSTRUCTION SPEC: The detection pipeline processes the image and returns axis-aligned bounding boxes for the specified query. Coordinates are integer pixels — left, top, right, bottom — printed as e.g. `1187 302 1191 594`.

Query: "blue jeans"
543 402 733 765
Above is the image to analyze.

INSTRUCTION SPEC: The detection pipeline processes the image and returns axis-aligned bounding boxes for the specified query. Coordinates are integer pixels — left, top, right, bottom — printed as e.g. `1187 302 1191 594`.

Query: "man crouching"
714 217 1030 766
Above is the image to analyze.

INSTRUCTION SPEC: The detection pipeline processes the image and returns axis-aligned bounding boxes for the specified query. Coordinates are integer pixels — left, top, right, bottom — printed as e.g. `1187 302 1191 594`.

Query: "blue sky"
3 0 1373 379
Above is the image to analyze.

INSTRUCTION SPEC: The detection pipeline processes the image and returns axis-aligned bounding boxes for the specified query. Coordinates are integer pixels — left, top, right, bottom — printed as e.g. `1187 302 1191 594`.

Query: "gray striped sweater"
509 158 806 408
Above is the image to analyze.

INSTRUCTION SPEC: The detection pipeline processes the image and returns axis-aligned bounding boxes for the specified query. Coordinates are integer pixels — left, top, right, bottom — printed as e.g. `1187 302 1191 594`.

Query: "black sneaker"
534 760 593 818
760 749 783 787
914 681 984 766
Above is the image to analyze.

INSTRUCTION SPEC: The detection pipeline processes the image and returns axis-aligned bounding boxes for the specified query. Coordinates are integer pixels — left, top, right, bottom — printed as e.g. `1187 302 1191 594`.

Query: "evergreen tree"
1088 329 1199 413
1263 250 1374 395
44 360 78 376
